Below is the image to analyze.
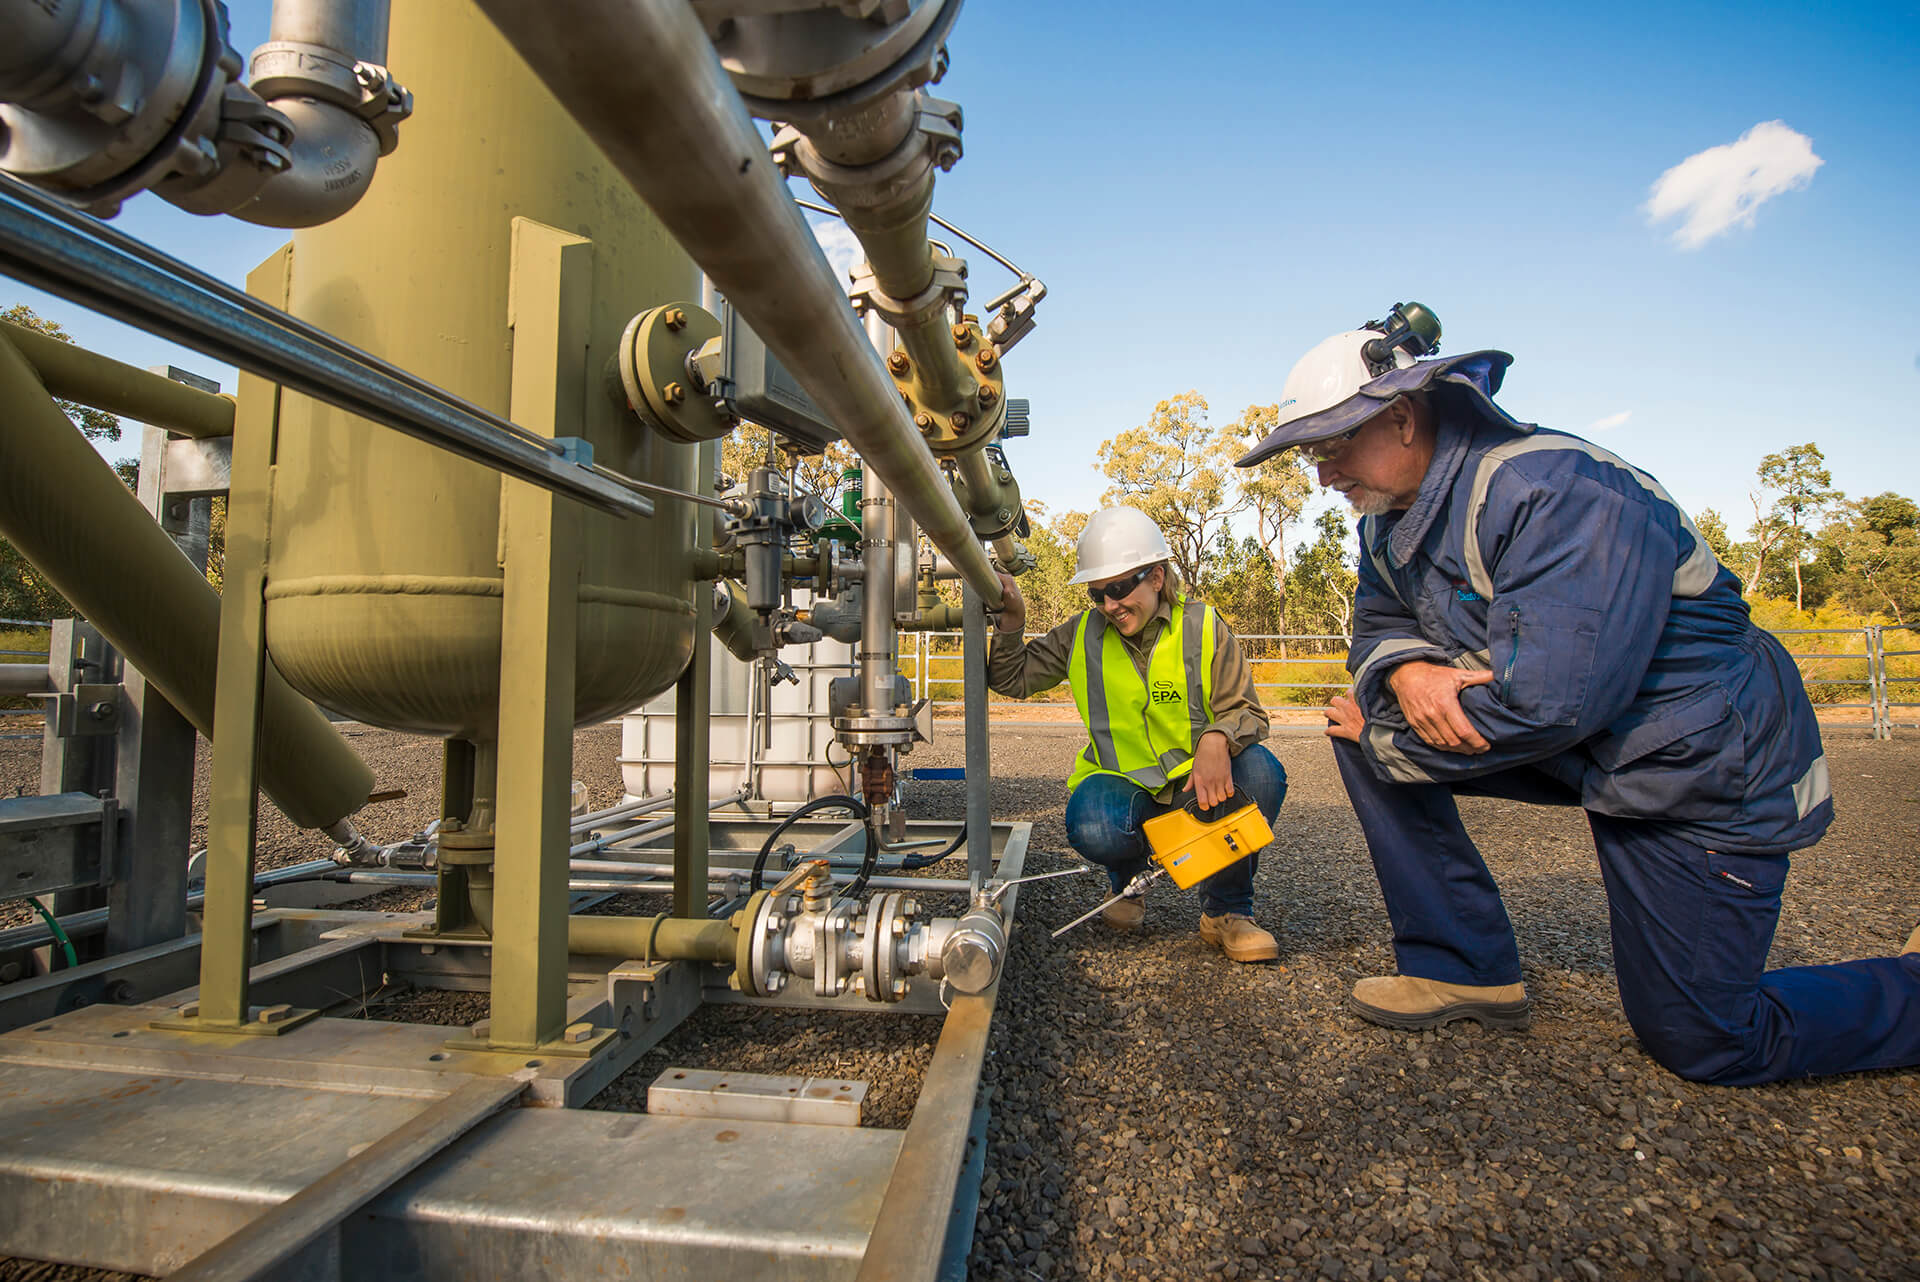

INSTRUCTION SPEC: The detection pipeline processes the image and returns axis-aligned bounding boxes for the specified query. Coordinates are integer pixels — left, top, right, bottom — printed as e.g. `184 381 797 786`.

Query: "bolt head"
887 351 911 375
975 348 998 371
564 1021 593 1043
664 307 688 331
951 411 971 432
978 384 998 405
88 700 114 720
913 412 934 430
952 323 973 345
256 1003 294 1024
663 382 685 405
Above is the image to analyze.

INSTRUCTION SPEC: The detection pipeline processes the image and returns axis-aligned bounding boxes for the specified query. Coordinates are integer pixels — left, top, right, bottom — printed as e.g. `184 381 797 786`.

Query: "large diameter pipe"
0 318 234 439
0 335 373 829
466 867 735 962
472 0 1001 610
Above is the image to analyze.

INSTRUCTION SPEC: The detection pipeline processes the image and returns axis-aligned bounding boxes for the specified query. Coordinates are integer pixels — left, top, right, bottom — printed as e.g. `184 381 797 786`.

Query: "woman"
987 506 1287 962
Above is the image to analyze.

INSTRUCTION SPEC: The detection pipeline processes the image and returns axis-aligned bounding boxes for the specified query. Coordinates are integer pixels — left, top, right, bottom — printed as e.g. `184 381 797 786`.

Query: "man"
1238 314 1920 1084
989 505 1288 962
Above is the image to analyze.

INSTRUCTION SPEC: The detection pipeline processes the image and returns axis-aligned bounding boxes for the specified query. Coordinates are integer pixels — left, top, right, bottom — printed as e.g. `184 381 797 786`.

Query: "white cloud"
806 214 865 285
1645 120 1823 250
1588 410 1632 432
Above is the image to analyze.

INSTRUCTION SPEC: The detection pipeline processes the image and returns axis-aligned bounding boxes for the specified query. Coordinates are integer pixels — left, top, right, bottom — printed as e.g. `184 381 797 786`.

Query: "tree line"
1014 397 1920 641
4 315 1913 644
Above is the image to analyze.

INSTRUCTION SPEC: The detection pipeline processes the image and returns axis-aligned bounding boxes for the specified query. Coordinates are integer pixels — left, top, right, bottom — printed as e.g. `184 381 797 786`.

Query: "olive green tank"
258 0 700 739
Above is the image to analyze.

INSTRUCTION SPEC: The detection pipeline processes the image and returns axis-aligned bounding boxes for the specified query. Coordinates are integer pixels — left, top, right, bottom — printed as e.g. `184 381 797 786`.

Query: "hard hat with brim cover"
1236 348 1524 469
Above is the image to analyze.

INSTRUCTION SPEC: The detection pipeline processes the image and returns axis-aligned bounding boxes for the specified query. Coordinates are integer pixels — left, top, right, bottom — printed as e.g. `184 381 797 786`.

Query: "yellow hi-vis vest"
1066 597 1216 794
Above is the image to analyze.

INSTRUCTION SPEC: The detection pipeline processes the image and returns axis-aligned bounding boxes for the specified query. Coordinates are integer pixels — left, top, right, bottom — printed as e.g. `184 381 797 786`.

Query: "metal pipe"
0 331 373 830
330 868 976 895
0 662 50 695
231 0 401 228
0 318 234 439
0 175 650 518
470 0 1001 607
465 865 736 962
266 0 391 60
572 791 674 831
860 309 902 716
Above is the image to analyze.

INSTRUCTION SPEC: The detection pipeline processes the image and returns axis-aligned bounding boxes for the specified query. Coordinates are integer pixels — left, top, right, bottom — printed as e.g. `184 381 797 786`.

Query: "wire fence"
904 625 1919 739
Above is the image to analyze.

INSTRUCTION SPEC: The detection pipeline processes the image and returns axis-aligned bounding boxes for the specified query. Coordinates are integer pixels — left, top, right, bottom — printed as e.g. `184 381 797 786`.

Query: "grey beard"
1345 489 1395 517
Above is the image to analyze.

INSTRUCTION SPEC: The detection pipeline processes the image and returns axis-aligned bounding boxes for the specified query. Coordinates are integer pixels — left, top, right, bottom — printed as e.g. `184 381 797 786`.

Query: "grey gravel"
2 722 1916 1282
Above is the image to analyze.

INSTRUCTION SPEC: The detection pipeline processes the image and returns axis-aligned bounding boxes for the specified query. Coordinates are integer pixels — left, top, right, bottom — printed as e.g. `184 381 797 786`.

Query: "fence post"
1870 625 1889 740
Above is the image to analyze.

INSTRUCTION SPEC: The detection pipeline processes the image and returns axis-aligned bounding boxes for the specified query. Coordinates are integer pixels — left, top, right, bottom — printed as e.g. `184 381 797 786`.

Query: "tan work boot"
1349 975 1531 1030
1199 913 1279 963
1903 923 1919 956
1101 894 1145 931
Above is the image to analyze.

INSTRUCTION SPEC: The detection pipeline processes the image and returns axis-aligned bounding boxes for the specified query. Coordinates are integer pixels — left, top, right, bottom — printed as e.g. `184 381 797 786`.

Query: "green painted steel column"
488 221 592 1050
673 441 715 919
195 249 288 1028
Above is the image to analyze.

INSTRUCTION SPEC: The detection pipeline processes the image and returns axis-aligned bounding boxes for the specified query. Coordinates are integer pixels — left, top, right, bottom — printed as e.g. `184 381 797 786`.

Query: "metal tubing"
962 582 991 886
0 175 650 518
331 868 976 895
0 662 49 694
266 0 391 60
0 331 373 831
0 318 234 439
470 0 1001 607
572 792 674 831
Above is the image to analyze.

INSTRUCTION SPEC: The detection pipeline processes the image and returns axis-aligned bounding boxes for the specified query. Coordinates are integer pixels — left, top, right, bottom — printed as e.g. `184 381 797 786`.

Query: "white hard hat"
1240 303 1468 468
1071 506 1172 585
1273 330 1416 438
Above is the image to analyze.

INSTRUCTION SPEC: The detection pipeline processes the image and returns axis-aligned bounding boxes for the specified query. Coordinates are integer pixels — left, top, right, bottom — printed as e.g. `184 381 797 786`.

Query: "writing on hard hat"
1238 302 1458 468
1072 506 1172 585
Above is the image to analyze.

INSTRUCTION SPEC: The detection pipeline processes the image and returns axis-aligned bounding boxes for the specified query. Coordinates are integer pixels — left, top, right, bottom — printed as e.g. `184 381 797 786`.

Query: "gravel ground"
2 722 1916 1281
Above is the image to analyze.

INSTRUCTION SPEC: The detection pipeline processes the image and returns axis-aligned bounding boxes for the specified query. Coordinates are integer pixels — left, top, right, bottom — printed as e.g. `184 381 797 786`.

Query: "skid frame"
0 818 1027 1281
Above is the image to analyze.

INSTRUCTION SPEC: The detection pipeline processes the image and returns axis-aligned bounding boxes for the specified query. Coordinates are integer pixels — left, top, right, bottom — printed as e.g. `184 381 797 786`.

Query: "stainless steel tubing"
0 174 649 518
266 0 391 60
471 0 1001 608
572 791 674 831
569 791 746 857
331 868 975 895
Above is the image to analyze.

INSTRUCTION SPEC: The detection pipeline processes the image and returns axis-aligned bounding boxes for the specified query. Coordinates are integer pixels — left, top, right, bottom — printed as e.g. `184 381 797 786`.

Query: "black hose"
749 794 870 892
897 822 967 870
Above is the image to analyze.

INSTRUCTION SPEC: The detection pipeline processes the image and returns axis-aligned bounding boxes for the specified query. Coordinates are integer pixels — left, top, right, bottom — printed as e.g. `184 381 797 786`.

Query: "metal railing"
908 626 1917 739
0 617 50 740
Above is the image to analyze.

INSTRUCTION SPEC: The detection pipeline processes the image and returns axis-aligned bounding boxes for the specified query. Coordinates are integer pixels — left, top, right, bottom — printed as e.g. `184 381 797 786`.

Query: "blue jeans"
1332 737 1920 1085
1064 744 1286 917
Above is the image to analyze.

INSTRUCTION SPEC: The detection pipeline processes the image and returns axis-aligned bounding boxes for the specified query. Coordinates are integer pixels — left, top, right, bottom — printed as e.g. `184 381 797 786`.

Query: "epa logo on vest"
1150 680 1184 705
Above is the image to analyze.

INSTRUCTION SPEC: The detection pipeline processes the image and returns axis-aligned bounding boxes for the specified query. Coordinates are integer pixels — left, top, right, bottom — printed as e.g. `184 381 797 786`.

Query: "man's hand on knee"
1387 661 1494 754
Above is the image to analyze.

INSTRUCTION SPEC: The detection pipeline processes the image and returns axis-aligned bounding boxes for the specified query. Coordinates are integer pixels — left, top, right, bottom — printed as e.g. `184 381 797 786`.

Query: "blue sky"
16 1 1919 554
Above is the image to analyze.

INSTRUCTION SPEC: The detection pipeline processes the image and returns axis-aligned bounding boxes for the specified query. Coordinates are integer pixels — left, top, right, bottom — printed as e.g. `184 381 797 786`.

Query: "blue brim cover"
1236 350 1521 467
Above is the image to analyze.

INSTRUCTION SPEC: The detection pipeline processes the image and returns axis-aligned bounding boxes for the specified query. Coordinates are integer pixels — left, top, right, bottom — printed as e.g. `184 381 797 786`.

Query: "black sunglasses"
1087 564 1155 605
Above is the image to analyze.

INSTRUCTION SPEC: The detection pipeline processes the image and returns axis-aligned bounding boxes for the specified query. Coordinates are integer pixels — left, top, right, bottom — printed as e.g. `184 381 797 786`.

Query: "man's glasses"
1087 564 1155 605
1301 427 1361 465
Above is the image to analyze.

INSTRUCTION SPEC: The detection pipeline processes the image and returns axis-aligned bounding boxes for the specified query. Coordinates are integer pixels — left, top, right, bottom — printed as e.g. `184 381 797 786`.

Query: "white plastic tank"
619 593 855 810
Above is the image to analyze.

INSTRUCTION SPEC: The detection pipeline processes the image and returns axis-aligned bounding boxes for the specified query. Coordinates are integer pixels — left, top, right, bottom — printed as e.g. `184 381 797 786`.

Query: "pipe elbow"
229 96 380 228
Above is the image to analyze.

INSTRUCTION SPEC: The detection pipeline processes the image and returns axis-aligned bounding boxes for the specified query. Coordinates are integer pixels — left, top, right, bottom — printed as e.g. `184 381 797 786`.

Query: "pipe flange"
706 0 960 117
614 302 737 444
0 0 224 214
861 894 890 1001
742 888 793 997
435 825 496 867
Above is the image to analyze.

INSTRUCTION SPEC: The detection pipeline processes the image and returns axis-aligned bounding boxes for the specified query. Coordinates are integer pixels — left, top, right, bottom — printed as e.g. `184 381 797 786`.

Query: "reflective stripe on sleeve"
1460 435 1719 601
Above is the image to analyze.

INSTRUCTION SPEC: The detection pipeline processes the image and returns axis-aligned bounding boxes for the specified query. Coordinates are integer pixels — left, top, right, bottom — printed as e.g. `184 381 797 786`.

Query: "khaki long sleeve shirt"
988 597 1270 777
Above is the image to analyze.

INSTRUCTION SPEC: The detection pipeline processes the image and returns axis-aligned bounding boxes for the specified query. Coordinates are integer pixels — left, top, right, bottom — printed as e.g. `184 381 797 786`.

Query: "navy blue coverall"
1341 356 1919 1085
